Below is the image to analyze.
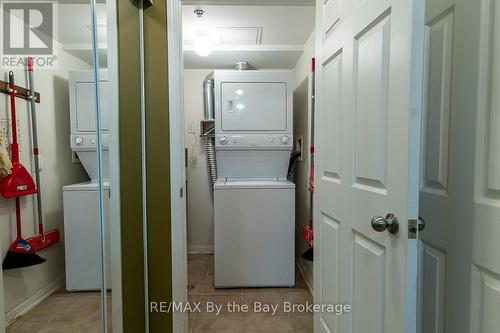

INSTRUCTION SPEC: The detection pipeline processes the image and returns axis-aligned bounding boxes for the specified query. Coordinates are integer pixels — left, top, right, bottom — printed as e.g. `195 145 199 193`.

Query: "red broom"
2 71 45 270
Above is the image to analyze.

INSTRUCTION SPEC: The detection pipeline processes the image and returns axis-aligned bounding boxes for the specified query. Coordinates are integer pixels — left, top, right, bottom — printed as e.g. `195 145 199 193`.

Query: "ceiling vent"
218 27 263 45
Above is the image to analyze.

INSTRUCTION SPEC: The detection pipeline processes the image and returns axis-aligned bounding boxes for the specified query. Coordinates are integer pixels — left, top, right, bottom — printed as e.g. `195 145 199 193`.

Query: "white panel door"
419 0 500 332
314 1 424 333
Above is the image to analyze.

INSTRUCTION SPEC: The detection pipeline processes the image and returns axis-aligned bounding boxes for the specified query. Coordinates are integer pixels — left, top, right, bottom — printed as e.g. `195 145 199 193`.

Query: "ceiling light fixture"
194 9 205 18
193 9 212 57
194 31 212 57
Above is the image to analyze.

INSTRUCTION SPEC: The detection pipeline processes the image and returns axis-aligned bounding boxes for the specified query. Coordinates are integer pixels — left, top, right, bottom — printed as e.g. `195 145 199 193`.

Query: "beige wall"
293 31 315 288
183 69 215 253
0 47 89 315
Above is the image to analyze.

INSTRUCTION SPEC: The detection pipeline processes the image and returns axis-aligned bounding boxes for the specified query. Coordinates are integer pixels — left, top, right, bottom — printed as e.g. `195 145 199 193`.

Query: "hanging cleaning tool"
2 71 46 270
24 57 60 252
0 72 37 198
302 58 316 262
2 196 47 270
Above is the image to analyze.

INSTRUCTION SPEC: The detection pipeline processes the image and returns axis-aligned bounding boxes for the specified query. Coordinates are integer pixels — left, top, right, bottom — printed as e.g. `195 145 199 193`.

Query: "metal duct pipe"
235 61 249 71
203 72 215 120
203 72 217 188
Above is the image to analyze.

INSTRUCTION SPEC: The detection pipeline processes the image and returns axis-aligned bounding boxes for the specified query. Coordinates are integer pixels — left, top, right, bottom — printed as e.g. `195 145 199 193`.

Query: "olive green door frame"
116 0 173 332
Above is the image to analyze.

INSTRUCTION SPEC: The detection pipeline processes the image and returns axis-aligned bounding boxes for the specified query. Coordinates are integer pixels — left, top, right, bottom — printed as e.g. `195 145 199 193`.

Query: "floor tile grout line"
190 254 311 333
191 254 213 332
199 255 212 296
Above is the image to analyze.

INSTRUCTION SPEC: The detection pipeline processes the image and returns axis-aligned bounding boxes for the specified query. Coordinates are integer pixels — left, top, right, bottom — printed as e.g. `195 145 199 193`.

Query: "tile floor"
188 254 313 333
7 254 313 333
6 289 112 333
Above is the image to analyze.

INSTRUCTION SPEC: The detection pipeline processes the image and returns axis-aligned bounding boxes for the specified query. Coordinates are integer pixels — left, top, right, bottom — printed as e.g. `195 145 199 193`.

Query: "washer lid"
214 178 295 190
63 180 110 191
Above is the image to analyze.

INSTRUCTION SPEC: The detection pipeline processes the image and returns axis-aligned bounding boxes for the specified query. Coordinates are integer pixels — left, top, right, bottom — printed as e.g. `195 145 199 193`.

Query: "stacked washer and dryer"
206 69 296 288
62 68 295 290
63 70 111 291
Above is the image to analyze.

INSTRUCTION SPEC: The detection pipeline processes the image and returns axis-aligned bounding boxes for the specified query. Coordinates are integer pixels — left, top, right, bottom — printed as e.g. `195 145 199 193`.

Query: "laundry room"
181 2 316 331
0 0 498 332
0 0 321 331
0 1 114 331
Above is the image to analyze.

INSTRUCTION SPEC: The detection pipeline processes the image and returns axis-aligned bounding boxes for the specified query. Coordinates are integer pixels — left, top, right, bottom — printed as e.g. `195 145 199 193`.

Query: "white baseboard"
5 275 65 326
188 245 214 254
296 258 314 294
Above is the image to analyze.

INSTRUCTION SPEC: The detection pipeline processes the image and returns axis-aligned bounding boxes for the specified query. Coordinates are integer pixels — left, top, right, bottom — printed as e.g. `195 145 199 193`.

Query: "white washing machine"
63 181 111 291
214 178 295 287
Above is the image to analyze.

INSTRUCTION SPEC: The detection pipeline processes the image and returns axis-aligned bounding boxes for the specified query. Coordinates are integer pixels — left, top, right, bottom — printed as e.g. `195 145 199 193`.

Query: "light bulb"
194 34 212 57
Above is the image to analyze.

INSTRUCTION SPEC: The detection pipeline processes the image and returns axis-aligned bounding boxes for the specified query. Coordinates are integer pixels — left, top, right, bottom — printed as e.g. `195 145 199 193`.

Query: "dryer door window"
221 82 287 131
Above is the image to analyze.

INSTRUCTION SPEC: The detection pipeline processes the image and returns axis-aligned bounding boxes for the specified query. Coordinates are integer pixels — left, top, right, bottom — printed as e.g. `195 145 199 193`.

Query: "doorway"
177 1 316 332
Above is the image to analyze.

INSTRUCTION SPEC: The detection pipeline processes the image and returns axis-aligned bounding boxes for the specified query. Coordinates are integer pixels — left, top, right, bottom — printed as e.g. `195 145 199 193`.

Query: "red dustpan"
0 161 37 198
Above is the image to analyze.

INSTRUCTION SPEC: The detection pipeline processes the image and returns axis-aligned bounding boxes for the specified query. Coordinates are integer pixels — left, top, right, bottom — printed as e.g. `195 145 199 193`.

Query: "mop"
2 71 46 270
24 57 60 252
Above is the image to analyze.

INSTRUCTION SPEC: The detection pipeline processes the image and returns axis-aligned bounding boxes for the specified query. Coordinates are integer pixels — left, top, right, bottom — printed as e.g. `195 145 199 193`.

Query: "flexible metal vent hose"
206 137 217 187
203 72 217 188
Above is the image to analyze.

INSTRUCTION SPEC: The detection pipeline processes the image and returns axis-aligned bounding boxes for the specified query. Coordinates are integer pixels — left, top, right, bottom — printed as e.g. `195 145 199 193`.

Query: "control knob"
219 136 228 145
74 136 84 146
280 136 289 144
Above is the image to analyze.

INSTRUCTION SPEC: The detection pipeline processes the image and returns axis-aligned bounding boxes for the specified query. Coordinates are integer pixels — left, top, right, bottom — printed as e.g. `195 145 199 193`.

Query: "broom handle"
309 58 316 228
15 197 22 240
27 58 44 235
8 72 19 163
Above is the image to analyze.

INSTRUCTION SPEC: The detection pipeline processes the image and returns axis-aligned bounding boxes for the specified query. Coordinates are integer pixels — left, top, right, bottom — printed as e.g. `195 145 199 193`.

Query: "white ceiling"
54 3 315 69
56 4 107 66
58 4 107 45
182 5 314 46
56 0 106 3
182 0 315 5
182 5 315 69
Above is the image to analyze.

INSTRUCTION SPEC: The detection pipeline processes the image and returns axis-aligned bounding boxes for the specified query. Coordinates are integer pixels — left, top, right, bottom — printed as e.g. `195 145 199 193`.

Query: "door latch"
408 217 426 239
